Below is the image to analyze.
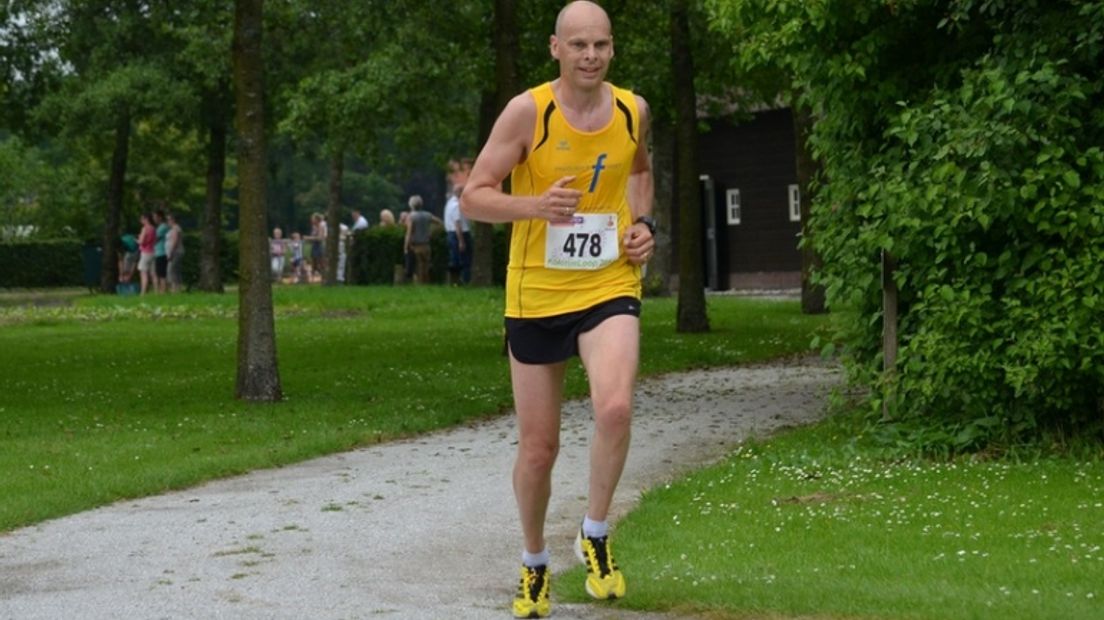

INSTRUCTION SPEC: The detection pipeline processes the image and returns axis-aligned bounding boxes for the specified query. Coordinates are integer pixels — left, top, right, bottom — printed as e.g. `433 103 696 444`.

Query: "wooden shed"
692 107 802 290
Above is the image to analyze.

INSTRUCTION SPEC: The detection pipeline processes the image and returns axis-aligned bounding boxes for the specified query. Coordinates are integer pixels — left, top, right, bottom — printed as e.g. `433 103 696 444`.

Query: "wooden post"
882 250 898 420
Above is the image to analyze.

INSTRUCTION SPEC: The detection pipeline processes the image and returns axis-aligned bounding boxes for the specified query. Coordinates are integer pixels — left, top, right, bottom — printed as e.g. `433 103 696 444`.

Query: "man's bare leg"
577 314 639 522
509 353 567 554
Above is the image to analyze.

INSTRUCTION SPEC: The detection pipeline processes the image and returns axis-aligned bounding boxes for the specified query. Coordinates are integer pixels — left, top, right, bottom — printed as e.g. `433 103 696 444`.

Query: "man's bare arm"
461 93 581 225
623 95 655 265
628 95 654 221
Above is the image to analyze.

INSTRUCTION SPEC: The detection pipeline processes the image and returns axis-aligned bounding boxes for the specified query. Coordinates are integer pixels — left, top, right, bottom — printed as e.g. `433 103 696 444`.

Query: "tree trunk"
793 104 826 314
198 83 228 293
470 92 498 287
233 0 281 402
471 0 520 287
324 149 343 286
646 120 675 296
99 106 129 293
671 0 708 333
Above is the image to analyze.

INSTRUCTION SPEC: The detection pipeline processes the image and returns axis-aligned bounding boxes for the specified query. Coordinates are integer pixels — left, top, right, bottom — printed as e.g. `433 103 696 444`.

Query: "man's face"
551 17 613 87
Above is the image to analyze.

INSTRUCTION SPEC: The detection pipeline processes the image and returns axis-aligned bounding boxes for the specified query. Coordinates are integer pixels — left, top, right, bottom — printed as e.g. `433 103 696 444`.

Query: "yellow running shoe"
512 564 551 618
574 529 627 599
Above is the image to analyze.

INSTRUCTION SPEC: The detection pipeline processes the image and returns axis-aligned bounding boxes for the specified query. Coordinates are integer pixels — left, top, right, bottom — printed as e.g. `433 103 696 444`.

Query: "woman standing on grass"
165 213 185 293
137 213 157 295
309 212 327 282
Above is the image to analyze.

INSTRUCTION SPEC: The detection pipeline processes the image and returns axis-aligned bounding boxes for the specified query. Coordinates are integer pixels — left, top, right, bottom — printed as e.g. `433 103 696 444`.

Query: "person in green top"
154 209 169 293
118 233 139 284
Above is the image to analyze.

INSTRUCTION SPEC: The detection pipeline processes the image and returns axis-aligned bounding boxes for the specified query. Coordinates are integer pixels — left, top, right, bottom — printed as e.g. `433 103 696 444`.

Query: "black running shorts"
505 296 641 365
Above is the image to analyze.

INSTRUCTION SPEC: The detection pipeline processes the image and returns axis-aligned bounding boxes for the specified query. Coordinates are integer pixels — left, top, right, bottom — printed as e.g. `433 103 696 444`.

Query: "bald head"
554 1 611 37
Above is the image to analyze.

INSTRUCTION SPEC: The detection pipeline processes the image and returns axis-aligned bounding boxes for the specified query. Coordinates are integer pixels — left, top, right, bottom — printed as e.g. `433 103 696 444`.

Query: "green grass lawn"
0 286 823 532
557 416 1104 619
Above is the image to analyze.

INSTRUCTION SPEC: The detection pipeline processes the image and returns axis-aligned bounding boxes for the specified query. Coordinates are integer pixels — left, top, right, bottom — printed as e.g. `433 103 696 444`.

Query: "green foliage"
293 168 405 225
710 0 1104 452
0 240 85 288
180 231 239 287
348 226 407 285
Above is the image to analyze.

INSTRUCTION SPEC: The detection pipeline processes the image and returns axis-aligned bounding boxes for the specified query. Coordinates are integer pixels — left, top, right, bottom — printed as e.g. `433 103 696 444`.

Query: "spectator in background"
379 209 396 228
309 212 327 282
403 195 440 284
153 209 169 293
270 227 286 283
118 232 139 285
288 231 307 283
165 212 185 293
137 213 156 295
351 209 369 233
445 158 474 285
444 185 473 285
336 223 351 283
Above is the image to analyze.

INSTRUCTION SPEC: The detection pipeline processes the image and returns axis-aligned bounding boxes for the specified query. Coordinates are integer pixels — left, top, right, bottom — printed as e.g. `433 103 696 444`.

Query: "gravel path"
0 360 838 620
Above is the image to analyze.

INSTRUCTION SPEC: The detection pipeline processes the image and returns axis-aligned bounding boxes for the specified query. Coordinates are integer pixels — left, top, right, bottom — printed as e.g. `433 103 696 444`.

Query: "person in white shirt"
350 209 369 233
445 158 474 285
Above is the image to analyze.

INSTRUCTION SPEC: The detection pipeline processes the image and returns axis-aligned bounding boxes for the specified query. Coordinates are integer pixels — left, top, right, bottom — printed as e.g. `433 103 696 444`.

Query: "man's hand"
535 176 581 224
622 221 655 266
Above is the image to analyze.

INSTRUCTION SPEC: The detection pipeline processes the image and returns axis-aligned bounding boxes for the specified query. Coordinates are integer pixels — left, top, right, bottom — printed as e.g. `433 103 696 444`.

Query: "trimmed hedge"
348 225 508 286
180 231 239 288
2 226 505 290
0 232 239 290
0 240 86 288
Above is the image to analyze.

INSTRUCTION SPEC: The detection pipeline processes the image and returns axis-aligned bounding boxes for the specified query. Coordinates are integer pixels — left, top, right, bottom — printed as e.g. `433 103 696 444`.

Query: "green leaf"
1062 170 1081 189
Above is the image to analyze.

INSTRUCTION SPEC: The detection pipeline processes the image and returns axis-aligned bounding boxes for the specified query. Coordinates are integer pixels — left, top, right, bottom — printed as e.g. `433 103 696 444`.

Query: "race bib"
545 213 620 270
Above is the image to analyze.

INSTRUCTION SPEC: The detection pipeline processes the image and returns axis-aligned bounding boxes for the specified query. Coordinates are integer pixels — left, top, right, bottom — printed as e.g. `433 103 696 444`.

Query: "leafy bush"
180 231 239 287
713 0 1104 451
823 3 1104 451
0 240 86 288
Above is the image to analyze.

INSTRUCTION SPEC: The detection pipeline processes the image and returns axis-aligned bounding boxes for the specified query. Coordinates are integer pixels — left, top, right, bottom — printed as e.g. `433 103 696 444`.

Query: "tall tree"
198 81 230 292
164 0 236 293
233 0 281 401
30 2 193 292
468 0 521 287
670 0 708 332
277 0 479 284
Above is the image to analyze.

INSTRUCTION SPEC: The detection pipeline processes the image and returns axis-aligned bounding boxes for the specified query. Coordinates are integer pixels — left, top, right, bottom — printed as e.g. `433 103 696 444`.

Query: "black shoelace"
587 536 615 577
521 565 546 600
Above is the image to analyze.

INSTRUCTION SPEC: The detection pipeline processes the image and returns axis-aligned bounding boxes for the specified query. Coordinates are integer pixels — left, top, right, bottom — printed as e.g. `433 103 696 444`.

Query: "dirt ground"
0 359 839 620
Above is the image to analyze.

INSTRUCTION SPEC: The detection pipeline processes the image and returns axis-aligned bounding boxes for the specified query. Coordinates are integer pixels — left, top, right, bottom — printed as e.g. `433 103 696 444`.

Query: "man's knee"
593 396 632 436
518 436 560 472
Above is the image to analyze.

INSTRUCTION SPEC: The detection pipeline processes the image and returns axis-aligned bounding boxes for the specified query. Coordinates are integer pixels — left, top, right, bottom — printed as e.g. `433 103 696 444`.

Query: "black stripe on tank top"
615 98 636 144
533 101 557 152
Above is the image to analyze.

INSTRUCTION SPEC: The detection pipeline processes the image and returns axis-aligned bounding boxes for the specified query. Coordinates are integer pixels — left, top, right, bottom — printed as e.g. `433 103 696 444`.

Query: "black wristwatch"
634 216 657 236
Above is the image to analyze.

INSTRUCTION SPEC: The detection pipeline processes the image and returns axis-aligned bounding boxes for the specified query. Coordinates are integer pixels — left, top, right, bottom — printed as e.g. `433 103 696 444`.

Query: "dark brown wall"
697 108 801 279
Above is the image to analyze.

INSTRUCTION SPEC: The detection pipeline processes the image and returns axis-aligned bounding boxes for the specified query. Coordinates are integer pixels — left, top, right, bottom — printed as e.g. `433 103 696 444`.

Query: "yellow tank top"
506 82 642 318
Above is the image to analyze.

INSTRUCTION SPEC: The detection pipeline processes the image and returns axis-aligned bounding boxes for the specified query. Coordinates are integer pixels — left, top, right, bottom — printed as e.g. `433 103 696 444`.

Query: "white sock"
522 548 550 568
582 515 608 539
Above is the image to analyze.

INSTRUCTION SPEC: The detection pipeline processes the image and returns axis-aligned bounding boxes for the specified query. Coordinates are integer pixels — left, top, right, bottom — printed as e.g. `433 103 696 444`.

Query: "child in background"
269 227 286 283
288 232 306 284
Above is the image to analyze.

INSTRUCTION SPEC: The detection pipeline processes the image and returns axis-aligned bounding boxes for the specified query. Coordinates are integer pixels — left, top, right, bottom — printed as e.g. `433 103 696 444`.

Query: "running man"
460 2 655 616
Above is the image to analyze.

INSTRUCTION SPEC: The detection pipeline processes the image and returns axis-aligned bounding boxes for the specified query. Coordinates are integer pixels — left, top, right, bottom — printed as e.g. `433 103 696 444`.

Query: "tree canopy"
710 0 1104 451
